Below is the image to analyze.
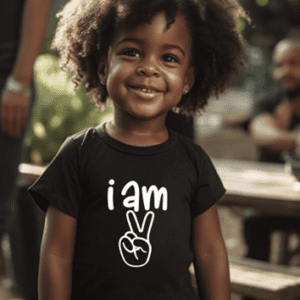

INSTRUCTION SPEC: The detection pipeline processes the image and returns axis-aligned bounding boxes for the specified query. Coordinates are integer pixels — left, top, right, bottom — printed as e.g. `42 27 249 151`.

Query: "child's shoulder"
171 129 202 150
171 129 211 162
66 123 105 144
56 124 107 158
172 130 221 193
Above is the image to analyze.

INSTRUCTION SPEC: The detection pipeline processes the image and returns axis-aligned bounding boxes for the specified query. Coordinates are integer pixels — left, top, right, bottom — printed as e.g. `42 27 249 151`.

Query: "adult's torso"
0 0 25 74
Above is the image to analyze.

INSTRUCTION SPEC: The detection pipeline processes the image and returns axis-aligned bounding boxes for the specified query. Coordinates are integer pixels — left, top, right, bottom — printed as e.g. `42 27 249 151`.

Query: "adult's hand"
274 99 293 130
0 89 30 138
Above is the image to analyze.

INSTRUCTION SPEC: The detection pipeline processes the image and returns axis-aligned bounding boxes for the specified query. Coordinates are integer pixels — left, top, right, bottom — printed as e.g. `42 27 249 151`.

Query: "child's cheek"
106 64 124 93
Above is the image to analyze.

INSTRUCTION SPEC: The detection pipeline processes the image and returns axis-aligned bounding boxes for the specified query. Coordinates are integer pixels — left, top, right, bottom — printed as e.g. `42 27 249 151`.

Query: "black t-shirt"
254 93 300 163
28 123 225 300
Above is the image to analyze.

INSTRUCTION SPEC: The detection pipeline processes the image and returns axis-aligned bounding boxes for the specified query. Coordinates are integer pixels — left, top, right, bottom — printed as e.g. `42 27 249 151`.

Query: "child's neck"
105 118 169 147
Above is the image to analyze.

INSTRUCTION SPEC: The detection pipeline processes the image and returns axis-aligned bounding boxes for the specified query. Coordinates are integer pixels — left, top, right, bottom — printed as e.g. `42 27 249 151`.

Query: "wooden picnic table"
19 158 300 216
213 158 300 217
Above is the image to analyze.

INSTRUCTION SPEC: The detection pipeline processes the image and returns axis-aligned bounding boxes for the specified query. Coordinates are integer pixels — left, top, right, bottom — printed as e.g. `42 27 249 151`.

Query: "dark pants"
10 186 44 300
242 213 300 300
0 64 38 299
0 75 36 236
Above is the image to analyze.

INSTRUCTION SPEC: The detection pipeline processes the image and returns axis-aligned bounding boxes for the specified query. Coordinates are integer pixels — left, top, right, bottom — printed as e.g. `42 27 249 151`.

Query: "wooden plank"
190 256 300 300
229 256 300 300
213 158 300 203
230 263 300 300
18 163 45 187
219 195 300 216
212 158 300 215
228 256 300 277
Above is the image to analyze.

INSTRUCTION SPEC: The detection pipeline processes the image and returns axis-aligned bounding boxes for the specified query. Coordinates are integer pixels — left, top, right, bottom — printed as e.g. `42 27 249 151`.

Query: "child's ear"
183 67 195 95
98 59 108 86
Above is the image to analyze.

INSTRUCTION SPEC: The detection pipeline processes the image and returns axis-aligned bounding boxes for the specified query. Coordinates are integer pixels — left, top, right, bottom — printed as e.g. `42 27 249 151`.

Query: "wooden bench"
189 256 300 300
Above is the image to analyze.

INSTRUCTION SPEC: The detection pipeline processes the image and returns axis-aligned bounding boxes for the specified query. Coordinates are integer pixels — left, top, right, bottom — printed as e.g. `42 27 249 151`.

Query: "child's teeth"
138 88 152 93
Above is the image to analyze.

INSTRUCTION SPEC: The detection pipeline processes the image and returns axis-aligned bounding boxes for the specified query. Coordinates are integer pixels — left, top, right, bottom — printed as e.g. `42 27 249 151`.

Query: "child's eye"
162 55 179 63
121 49 140 58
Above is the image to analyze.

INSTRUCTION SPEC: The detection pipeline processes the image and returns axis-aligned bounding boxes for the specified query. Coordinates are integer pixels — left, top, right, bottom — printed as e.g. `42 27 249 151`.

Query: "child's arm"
38 204 77 300
192 205 231 300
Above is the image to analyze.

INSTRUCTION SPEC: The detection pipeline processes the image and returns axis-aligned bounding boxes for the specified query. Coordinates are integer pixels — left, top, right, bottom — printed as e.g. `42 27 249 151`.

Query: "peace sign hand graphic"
119 210 155 268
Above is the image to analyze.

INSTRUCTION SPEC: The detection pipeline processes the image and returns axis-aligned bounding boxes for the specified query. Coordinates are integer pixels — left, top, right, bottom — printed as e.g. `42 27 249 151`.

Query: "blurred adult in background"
243 35 300 300
249 36 300 162
236 0 300 115
0 0 51 298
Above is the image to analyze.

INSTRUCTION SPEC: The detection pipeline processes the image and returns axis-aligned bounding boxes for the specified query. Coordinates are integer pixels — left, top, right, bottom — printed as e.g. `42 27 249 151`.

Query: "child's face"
99 12 194 121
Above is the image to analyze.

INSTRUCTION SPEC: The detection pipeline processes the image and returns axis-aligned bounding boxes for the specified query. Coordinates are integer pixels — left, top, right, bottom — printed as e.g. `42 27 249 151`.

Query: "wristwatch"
5 75 31 97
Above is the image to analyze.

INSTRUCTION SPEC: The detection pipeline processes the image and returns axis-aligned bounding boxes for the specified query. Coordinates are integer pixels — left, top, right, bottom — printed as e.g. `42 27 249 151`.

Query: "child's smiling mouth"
128 84 165 98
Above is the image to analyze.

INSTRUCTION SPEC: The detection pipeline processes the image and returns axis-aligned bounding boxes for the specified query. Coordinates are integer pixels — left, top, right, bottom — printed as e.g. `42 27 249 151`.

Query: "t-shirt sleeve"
190 153 226 218
28 137 81 219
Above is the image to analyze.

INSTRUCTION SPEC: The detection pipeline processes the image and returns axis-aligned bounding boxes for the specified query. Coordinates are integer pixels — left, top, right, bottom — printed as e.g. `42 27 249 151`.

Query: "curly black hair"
52 0 250 115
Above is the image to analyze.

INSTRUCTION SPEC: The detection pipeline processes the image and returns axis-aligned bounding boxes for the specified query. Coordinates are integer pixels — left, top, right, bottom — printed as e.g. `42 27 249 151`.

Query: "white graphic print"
107 180 168 212
119 210 155 268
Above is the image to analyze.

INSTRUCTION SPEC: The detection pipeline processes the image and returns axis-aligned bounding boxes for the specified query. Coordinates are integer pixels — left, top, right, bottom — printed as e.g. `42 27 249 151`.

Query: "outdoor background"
2 1 299 300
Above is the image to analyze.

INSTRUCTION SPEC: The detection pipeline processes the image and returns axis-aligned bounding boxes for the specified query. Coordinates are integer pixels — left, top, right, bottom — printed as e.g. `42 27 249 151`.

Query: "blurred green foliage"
28 54 113 163
256 0 269 7
237 0 247 34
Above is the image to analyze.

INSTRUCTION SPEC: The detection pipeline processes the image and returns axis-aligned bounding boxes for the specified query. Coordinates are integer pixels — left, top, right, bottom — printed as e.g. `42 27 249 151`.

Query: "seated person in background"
243 36 300 280
249 37 300 163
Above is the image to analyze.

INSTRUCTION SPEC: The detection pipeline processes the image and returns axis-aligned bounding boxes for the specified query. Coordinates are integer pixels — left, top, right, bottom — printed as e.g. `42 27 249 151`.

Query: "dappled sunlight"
28 54 114 163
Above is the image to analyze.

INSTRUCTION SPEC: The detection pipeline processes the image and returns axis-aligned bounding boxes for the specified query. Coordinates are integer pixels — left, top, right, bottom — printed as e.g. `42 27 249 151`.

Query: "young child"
28 0 249 299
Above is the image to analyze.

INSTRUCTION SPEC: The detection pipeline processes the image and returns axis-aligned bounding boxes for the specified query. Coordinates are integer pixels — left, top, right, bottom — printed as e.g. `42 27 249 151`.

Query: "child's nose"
136 63 159 77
